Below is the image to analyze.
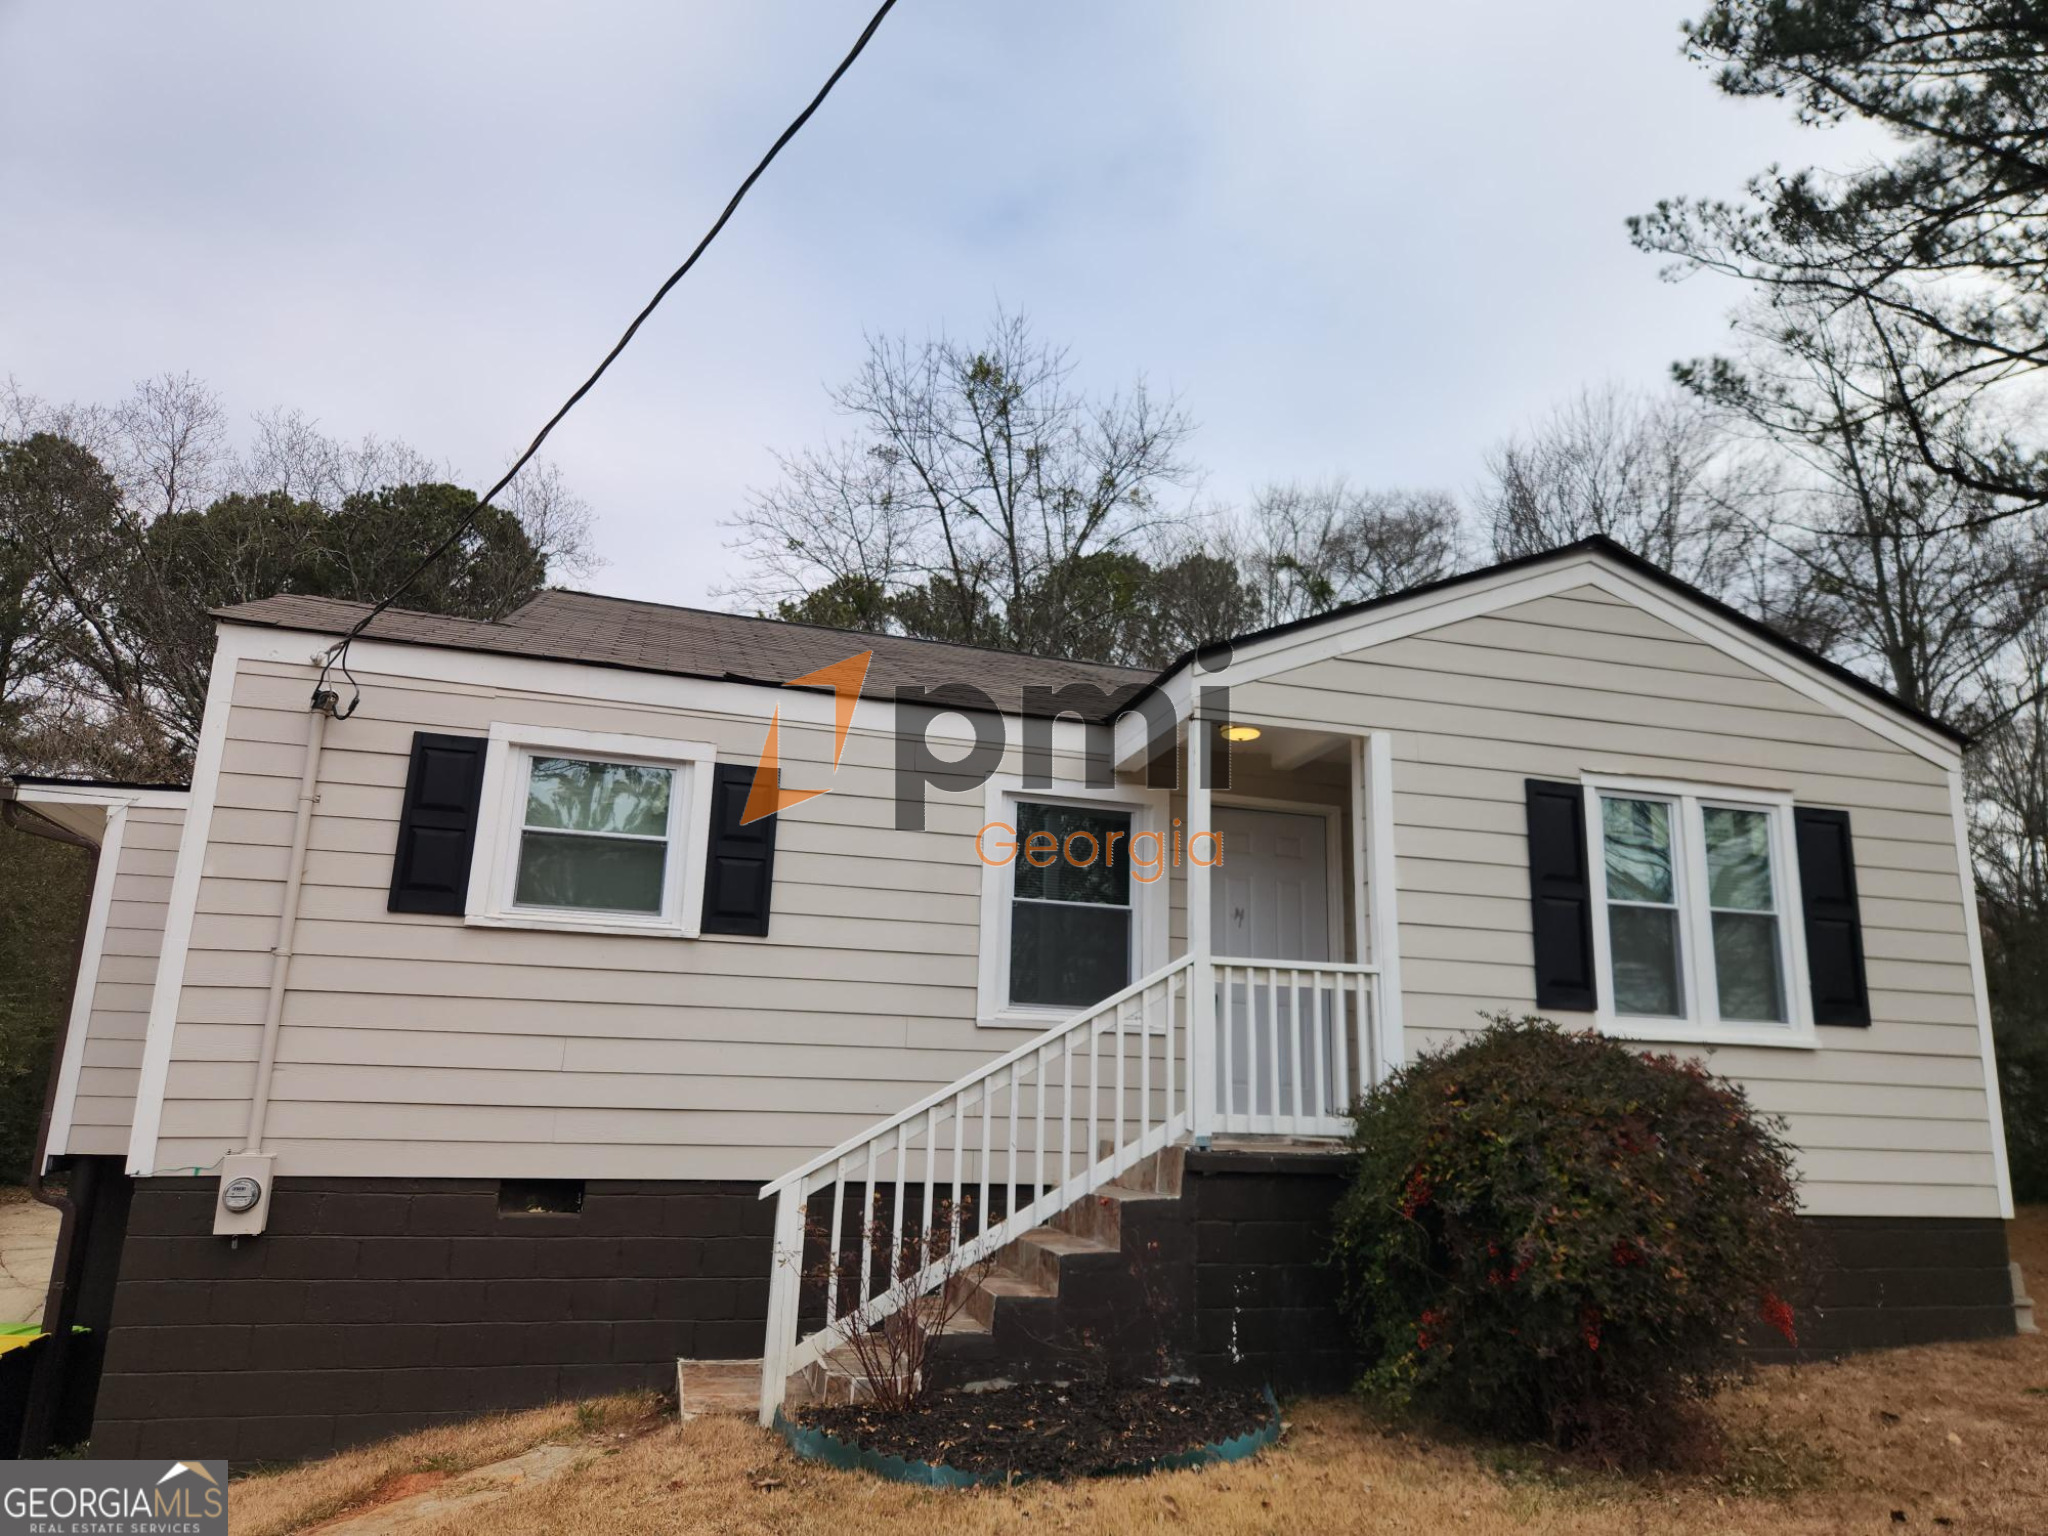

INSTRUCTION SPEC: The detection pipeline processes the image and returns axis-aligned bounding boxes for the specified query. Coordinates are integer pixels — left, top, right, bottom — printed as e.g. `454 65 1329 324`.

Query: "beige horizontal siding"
153 655 1119 1174
147 589 1997 1217
1239 583 1999 1219
61 804 183 1157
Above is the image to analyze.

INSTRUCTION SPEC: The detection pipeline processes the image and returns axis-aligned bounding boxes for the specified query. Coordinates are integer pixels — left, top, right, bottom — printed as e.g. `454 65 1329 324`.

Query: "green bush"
1331 1015 1807 1460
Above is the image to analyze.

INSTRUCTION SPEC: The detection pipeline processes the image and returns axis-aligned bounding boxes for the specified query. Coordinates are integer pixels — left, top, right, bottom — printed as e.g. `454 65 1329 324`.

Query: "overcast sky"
0 3 1868 607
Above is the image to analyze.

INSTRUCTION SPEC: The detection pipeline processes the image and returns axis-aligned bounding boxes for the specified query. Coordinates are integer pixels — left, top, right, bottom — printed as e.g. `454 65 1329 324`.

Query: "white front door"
1211 806 1331 961
1209 806 1342 1129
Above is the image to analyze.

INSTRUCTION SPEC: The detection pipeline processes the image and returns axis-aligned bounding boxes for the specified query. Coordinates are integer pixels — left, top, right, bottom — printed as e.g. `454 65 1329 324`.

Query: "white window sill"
978 1001 1172 1034
465 909 696 940
978 1005 1073 1031
1594 1016 1820 1052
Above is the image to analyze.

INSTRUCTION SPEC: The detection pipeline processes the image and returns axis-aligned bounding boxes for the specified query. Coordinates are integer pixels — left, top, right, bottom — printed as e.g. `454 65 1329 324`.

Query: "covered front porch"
1180 714 1403 1137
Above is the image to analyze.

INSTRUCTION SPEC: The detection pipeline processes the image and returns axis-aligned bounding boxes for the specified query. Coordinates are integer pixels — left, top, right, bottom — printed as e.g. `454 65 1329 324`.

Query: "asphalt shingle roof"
213 537 1965 745
213 589 1154 721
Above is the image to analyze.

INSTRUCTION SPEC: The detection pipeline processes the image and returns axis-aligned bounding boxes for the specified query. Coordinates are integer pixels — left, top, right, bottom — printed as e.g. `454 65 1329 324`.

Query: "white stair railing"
756 953 1196 1424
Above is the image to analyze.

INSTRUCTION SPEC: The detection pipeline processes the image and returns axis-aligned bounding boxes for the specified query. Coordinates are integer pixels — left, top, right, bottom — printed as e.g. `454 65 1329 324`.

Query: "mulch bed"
796 1380 1275 1479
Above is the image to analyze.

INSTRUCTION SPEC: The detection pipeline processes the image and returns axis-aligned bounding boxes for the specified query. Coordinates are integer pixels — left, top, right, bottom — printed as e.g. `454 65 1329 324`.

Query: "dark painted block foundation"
90 1177 773 1463
88 1162 2016 1464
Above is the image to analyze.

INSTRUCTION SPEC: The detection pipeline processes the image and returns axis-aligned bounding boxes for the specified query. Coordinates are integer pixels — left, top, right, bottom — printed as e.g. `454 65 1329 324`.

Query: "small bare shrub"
799 1195 995 1413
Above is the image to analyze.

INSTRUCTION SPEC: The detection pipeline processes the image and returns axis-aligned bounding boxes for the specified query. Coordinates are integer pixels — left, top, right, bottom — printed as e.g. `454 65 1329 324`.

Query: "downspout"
0 779 103 1454
243 702 329 1154
217 691 333 1235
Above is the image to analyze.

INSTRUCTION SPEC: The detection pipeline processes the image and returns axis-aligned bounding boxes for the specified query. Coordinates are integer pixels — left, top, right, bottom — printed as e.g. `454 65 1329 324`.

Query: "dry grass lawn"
231 1211 2048 1536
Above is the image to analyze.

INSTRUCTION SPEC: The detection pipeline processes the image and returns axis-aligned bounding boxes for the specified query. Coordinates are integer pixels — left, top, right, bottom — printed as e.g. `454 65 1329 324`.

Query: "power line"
315 0 902 717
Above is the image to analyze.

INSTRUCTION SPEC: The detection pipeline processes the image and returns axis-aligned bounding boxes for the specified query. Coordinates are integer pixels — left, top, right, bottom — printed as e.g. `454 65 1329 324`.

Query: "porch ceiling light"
1220 725 1262 742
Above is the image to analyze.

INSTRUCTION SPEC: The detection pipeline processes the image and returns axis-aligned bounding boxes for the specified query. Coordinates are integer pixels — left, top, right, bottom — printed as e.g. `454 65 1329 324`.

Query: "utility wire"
314 0 902 717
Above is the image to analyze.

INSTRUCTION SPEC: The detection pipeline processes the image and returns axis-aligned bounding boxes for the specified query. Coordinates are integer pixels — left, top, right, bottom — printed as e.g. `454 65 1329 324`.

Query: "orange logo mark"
741 651 874 825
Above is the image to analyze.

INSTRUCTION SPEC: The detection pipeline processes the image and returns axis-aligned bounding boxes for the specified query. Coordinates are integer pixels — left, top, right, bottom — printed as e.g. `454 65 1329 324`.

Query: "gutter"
0 778 103 1454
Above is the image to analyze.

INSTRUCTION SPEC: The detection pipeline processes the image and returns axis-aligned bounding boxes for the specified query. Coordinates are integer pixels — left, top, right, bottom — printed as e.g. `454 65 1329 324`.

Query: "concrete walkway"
0 1193 59 1327
310 1443 590 1536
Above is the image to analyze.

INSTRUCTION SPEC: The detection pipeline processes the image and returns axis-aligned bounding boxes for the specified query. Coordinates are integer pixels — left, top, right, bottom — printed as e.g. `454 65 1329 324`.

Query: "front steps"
781 1145 1190 1409
688 1142 1358 1421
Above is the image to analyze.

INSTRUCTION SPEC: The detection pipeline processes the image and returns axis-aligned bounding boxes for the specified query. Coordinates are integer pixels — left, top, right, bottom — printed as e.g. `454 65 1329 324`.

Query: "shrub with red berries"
1330 1014 1807 1459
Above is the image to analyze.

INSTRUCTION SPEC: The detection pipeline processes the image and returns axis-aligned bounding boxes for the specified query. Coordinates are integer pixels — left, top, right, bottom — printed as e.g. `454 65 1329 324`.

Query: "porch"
751 718 1404 1421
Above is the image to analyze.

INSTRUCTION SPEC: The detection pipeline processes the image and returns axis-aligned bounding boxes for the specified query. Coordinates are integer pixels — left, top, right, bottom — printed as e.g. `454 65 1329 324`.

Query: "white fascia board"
225 626 1101 758
1182 551 1959 770
12 784 189 811
1950 766 2016 1219
44 803 126 1164
126 631 246 1177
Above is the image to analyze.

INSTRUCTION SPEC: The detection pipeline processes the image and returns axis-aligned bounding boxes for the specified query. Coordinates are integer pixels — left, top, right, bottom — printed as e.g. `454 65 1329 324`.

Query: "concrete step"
1109 1143 1187 1198
1052 1183 1174 1249
785 1140 1197 1408
787 1293 995 1407
997 1225 1118 1293
955 1269 1052 1330
676 1357 760 1418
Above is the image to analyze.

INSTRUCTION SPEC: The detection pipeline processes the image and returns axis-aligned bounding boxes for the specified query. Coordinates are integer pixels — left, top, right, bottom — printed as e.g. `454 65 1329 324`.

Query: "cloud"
0 1 1881 606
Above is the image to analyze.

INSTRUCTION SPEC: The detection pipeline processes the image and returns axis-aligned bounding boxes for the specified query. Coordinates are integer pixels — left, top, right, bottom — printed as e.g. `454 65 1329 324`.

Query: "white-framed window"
1584 776 1814 1048
467 723 718 938
975 776 1169 1028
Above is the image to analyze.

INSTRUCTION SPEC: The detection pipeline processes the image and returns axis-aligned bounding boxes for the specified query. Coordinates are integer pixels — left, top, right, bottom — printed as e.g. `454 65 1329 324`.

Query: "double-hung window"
468 724 717 937
1587 780 1808 1043
516 756 674 914
1008 801 1134 1010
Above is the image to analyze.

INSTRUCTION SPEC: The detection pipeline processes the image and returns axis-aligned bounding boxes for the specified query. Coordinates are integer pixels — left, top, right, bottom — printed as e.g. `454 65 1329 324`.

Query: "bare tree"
1228 480 1465 624
724 309 1197 657
110 373 231 522
1683 300 2042 718
238 408 442 509
1966 613 2048 1200
722 439 917 623
1973 620 2048 922
1478 384 1763 593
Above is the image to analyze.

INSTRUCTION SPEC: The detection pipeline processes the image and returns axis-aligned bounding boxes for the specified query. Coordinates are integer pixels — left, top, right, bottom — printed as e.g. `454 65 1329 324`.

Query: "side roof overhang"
3 776 191 843
1114 537 1968 771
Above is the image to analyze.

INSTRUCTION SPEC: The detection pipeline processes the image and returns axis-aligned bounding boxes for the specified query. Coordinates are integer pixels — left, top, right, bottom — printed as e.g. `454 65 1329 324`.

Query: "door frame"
1210 794 1348 961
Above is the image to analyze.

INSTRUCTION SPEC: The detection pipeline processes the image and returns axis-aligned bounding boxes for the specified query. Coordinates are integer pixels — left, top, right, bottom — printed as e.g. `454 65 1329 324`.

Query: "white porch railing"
1212 959 1380 1138
755 955 1384 1423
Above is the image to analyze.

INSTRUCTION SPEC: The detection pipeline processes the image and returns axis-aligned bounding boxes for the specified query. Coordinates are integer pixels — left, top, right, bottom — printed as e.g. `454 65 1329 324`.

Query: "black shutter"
1794 806 1871 1026
1525 778 1598 1012
701 762 778 937
387 732 487 915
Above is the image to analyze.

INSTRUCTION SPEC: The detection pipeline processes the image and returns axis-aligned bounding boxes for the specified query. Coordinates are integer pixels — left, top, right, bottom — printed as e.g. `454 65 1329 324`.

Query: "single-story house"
12 536 2019 1460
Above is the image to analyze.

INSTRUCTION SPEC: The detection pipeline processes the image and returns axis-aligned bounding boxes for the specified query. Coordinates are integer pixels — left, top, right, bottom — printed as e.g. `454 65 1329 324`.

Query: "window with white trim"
468 725 717 937
1587 781 1807 1041
975 777 1168 1027
515 755 675 915
1008 800 1134 1010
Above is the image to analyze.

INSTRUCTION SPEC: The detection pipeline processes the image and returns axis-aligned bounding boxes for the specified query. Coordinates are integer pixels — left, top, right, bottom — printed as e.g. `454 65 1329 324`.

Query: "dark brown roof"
213 589 1154 721
216 536 1966 747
